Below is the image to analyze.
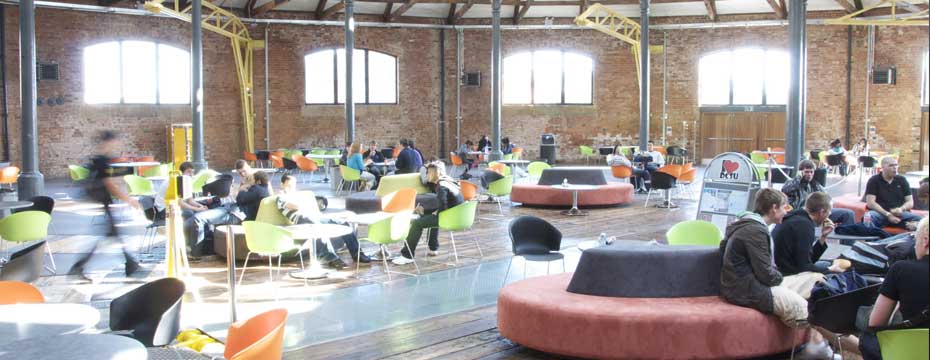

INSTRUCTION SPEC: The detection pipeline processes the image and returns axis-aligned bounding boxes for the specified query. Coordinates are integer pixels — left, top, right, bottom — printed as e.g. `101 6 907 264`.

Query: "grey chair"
504 216 565 286
0 241 46 283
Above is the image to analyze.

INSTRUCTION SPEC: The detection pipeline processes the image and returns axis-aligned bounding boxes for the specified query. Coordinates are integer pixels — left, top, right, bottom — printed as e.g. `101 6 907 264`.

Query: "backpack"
838 233 916 275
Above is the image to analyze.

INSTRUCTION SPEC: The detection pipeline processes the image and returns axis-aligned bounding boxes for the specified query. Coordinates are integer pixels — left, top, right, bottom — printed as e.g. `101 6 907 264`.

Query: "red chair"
224 308 288 360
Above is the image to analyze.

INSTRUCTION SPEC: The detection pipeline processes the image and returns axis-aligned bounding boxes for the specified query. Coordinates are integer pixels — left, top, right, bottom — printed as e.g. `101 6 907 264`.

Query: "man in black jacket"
394 139 423 174
394 162 463 265
773 191 845 277
781 160 856 225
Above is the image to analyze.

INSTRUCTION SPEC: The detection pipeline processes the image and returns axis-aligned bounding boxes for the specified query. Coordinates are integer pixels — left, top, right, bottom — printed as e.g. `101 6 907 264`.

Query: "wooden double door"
700 111 786 160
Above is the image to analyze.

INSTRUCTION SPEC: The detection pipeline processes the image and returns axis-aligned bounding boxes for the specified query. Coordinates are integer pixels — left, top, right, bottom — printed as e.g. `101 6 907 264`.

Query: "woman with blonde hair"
347 142 377 191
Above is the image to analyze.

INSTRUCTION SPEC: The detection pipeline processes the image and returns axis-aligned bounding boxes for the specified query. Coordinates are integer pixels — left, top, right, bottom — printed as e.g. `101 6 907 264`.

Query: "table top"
345 212 393 225
307 154 342 159
284 223 353 239
371 161 395 166
0 334 147 360
550 184 600 191
0 303 101 344
906 170 929 177
0 201 33 210
761 163 794 169
111 161 160 167
146 176 168 181
497 160 530 164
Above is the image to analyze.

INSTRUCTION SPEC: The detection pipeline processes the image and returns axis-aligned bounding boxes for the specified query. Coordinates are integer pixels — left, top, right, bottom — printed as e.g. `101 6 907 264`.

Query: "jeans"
859 331 882 360
400 213 440 258
829 208 857 226
867 210 924 229
294 217 364 263
184 206 238 257
633 167 653 190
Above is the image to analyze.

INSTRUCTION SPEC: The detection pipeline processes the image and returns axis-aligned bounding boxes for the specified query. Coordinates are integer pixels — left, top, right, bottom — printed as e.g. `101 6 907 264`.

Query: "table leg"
289 237 330 280
322 160 332 183
561 190 588 216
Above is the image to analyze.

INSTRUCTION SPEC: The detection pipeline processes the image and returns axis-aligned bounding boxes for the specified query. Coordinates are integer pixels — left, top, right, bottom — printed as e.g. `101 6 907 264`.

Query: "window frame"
503 50 594 106
304 48 398 105
698 48 788 108
83 40 190 105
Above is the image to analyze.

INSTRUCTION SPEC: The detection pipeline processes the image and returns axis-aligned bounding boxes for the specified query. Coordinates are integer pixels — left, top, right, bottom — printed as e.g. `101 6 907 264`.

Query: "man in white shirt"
646 141 665 168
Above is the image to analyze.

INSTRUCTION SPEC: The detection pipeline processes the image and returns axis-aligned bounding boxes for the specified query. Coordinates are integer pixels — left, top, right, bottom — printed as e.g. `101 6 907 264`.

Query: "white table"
497 159 530 176
285 223 353 279
111 161 161 176
0 200 32 219
550 184 599 216
0 303 101 344
306 154 342 183
0 334 147 360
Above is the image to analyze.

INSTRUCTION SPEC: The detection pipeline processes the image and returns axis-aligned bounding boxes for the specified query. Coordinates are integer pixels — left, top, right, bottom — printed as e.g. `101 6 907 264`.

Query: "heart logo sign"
723 160 740 173
719 159 741 180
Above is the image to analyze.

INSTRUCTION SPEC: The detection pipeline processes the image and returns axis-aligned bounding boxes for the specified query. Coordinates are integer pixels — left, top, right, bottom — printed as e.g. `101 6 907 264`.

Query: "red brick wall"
2 7 927 178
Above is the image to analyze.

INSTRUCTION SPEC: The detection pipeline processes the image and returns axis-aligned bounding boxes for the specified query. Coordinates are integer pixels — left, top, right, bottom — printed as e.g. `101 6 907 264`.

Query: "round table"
0 334 146 360
305 154 342 183
0 200 33 219
285 223 353 279
497 160 530 177
550 184 599 216
0 303 101 344
577 239 647 251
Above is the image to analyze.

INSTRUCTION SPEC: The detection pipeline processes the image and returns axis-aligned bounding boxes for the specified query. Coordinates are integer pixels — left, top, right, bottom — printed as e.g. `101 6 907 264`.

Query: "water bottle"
599 233 608 245
863 211 872 227
562 178 569 186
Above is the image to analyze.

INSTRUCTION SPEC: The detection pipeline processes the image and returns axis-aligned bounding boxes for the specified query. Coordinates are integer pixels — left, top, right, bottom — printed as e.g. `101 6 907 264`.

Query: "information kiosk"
697 152 762 235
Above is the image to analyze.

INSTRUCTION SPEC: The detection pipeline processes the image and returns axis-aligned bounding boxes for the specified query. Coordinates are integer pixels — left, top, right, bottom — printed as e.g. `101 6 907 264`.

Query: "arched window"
304 49 397 104
698 48 788 106
503 50 593 105
83 41 190 104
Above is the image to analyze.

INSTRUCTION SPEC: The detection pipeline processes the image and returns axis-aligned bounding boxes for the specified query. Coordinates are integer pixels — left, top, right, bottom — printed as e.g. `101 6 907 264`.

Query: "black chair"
202 174 233 198
504 216 564 285
826 154 847 175
646 171 677 208
139 197 165 254
109 277 186 347
0 241 46 283
809 283 882 359
666 146 688 164
810 150 823 162
858 156 877 175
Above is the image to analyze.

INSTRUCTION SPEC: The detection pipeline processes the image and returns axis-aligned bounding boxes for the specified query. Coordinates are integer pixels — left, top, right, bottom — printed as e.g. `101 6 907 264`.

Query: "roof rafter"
765 0 786 19
449 0 473 24
513 0 531 24
447 3 457 23
254 0 290 17
833 0 856 13
321 1 346 19
385 0 420 22
703 0 716 21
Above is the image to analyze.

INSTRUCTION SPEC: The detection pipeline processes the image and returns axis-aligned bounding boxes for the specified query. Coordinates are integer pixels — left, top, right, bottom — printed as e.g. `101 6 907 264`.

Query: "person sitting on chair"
859 217 929 360
347 142 377 191
393 162 463 265
363 141 386 183
457 140 476 169
773 191 847 278
501 137 514 155
394 139 423 174
781 160 856 225
865 157 924 231
276 175 370 269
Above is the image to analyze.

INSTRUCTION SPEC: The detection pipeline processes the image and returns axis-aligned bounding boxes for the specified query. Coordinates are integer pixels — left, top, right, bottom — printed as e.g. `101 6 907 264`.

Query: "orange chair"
449 153 466 177
772 147 786 164
109 157 130 164
658 164 683 178
244 151 259 166
269 155 285 173
270 150 285 159
292 155 319 183
489 163 506 175
651 146 667 156
224 308 288 360
0 166 20 191
460 181 479 201
512 147 524 160
677 166 698 198
0 281 45 304
610 165 634 183
381 188 417 213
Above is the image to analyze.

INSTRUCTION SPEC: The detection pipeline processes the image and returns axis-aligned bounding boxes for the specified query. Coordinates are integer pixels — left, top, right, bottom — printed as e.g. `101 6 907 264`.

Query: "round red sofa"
833 193 928 235
498 272 806 360
510 183 634 207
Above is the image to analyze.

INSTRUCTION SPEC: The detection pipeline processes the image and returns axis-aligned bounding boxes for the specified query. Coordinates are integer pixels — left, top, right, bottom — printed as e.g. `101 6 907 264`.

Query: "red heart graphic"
723 160 740 173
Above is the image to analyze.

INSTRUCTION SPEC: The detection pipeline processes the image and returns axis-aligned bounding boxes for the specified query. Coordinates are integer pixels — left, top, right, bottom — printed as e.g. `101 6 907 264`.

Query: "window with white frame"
699 48 789 106
304 49 397 104
922 51 929 106
83 41 190 104
503 50 593 105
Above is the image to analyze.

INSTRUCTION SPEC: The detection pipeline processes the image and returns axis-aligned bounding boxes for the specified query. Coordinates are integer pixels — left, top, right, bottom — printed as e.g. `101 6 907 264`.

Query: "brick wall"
2 7 927 178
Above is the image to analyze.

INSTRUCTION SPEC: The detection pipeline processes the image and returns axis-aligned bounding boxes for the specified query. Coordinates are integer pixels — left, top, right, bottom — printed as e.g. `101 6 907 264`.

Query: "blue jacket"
395 148 422 173
347 153 366 172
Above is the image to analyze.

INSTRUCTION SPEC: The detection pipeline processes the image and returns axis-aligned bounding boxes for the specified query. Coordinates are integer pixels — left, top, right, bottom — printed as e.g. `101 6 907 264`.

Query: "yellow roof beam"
574 4 662 88
825 0 929 26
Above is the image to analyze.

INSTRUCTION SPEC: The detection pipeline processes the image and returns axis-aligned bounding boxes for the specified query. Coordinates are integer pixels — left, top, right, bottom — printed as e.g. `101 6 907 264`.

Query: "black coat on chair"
13 195 54 215
109 278 186 347
651 171 677 191
508 216 563 261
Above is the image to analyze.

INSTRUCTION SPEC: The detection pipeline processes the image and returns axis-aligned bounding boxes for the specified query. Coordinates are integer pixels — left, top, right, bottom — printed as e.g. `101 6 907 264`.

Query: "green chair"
326 149 342 166
142 164 169 178
620 146 634 158
503 154 514 161
877 328 929 360
665 220 722 246
526 161 551 181
579 145 595 165
239 221 304 286
67 165 90 199
438 201 480 263
750 152 769 180
123 175 155 196
0 211 54 273
192 169 220 194
750 152 767 164
356 214 415 279
487 176 514 215
338 165 362 195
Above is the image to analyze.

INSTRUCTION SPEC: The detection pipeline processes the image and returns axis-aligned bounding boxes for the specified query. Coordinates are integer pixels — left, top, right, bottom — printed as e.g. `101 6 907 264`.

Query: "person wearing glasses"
865 157 924 231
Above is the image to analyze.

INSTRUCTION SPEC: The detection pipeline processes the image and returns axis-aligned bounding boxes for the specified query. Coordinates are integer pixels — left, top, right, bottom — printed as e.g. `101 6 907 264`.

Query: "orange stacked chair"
269 155 285 173
610 165 634 183
449 153 466 177
0 166 20 191
244 151 259 166
677 163 698 197
460 181 479 201
224 308 288 360
0 281 45 304
381 188 417 213
292 155 319 183
771 147 786 164
489 163 507 175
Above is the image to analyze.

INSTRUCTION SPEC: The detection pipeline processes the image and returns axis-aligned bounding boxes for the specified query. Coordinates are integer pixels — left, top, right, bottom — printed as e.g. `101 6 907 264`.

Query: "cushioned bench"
497 243 806 359
345 173 438 214
510 167 634 207
833 193 928 235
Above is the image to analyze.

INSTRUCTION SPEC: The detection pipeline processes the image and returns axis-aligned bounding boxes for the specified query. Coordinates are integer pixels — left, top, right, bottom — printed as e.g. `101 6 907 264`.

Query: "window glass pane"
84 42 121 104
699 51 731 105
306 50 335 104
563 52 593 104
533 50 563 104
336 49 366 104
367 51 397 103
121 41 157 104
764 50 789 105
503 52 532 104
158 44 190 104
731 48 764 105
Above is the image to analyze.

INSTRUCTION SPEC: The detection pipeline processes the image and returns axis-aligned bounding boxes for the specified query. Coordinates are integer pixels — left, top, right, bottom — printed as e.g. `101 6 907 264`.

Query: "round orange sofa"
498 272 806 360
510 183 634 207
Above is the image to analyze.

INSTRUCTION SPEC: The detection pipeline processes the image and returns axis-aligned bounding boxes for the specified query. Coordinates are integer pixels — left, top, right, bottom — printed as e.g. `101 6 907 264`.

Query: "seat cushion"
510 183 633 207
537 168 608 185
345 191 439 214
833 193 867 223
498 273 806 360
375 173 429 197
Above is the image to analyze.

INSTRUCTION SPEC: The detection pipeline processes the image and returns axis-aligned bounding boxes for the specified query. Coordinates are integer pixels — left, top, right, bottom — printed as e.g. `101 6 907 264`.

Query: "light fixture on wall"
544 17 554 27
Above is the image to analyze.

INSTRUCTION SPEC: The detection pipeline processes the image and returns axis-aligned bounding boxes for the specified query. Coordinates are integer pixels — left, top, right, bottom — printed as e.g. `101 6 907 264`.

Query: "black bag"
838 234 916 275
809 271 869 312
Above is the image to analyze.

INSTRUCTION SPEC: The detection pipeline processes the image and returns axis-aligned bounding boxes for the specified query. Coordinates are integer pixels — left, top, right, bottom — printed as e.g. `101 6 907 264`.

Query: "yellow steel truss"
574 4 662 88
825 0 929 26
144 0 263 153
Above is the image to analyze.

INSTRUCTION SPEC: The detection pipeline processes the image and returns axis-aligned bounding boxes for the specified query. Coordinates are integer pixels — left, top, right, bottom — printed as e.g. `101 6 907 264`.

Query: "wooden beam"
832 0 855 13
385 0 420 22
245 0 258 17
853 0 863 10
315 0 329 19
450 0 473 23
254 0 290 17
513 0 530 24
447 3 457 24
384 2 395 19
703 0 716 21
323 0 694 5
765 0 786 19
579 0 588 14
321 1 346 19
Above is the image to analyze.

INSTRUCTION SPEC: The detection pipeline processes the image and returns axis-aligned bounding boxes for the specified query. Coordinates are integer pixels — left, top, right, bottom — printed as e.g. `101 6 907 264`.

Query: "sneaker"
392 256 414 265
798 341 834 360
124 259 140 276
356 253 371 263
427 250 440 257
326 258 348 270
